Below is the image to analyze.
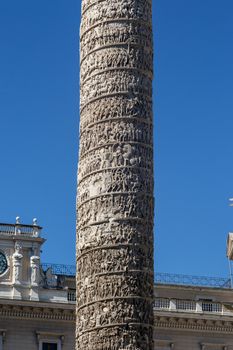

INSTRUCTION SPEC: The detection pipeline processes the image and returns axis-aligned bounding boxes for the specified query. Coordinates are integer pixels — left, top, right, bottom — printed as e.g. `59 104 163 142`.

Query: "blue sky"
0 1 232 278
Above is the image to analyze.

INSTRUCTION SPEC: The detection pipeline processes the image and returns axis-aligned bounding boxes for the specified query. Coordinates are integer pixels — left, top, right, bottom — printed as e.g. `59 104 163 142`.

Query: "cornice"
0 302 75 322
154 283 232 294
155 315 233 334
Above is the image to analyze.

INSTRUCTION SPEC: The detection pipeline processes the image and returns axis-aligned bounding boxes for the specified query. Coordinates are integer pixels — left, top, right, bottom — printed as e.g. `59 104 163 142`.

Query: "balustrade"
0 223 41 237
154 298 228 315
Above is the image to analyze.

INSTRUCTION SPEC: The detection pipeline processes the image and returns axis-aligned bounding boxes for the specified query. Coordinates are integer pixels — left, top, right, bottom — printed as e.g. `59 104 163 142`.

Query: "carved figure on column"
12 242 23 284
77 0 154 349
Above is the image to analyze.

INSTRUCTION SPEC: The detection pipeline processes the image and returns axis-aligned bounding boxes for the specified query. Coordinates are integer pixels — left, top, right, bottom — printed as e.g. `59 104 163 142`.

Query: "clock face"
0 252 8 275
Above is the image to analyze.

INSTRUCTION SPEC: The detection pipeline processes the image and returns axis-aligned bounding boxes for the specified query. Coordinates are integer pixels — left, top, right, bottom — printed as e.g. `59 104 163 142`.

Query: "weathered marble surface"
77 0 154 348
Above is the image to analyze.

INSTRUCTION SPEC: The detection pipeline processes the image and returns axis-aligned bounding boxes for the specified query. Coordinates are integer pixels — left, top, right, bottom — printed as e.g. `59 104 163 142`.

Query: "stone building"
1 220 233 349
154 277 233 349
0 220 75 350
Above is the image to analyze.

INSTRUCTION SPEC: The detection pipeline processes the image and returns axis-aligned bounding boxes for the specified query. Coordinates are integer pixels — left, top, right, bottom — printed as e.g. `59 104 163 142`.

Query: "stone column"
77 0 154 349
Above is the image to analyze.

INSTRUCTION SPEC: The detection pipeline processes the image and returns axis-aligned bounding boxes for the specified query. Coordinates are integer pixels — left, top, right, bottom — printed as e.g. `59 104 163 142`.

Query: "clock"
0 252 8 275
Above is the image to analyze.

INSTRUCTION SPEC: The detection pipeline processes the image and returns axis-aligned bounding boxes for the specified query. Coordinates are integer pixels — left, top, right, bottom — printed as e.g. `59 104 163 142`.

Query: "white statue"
30 255 40 286
12 242 23 284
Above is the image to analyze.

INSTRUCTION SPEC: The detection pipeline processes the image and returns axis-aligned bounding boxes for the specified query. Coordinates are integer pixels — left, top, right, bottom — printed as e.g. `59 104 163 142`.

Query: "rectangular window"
37 332 62 350
42 343 57 350
154 341 174 349
0 331 6 350
201 343 227 350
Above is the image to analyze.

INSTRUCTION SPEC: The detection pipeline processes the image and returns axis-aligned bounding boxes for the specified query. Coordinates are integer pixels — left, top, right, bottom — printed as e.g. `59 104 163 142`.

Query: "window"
0 252 8 275
42 343 57 350
154 340 174 349
0 330 6 350
36 332 64 350
201 343 227 350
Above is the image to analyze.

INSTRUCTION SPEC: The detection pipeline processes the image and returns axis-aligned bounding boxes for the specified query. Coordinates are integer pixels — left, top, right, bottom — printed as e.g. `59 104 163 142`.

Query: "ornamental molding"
155 315 233 334
154 339 174 348
0 304 75 322
36 331 65 345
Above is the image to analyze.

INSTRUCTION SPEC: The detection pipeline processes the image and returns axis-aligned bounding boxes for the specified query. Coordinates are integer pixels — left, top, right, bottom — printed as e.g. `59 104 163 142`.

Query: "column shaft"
77 1 154 348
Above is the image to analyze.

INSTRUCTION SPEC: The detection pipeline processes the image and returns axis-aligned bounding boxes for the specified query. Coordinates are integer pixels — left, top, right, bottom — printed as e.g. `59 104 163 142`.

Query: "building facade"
155 280 233 349
0 221 75 350
1 222 233 349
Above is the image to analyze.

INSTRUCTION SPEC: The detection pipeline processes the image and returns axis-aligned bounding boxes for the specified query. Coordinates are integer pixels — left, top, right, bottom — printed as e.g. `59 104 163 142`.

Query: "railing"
0 223 42 237
202 301 222 313
155 272 231 289
176 299 196 311
40 265 232 290
154 298 170 310
67 290 76 302
154 298 227 315
42 263 76 276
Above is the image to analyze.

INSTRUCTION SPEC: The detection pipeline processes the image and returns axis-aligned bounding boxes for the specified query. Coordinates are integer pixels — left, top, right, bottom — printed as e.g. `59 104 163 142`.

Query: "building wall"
1 224 233 349
155 329 232 349
154 284 233 350
1 284 233 350
3 312 233 350
1 319 75 350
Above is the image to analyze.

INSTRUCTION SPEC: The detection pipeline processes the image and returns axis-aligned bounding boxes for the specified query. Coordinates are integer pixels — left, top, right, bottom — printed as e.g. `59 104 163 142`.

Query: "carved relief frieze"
77 0 154 348
78 167 153 206
81 47 152 82
80 96 152 132
80 71 152 109
80 21 152 60
77 272 154 306
79 120 153 156
77 193 153 229
77 298 153 333
77 323 153 350
81 0 152 29
76 220 153 255
78 144 153 181
77 245 153 279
